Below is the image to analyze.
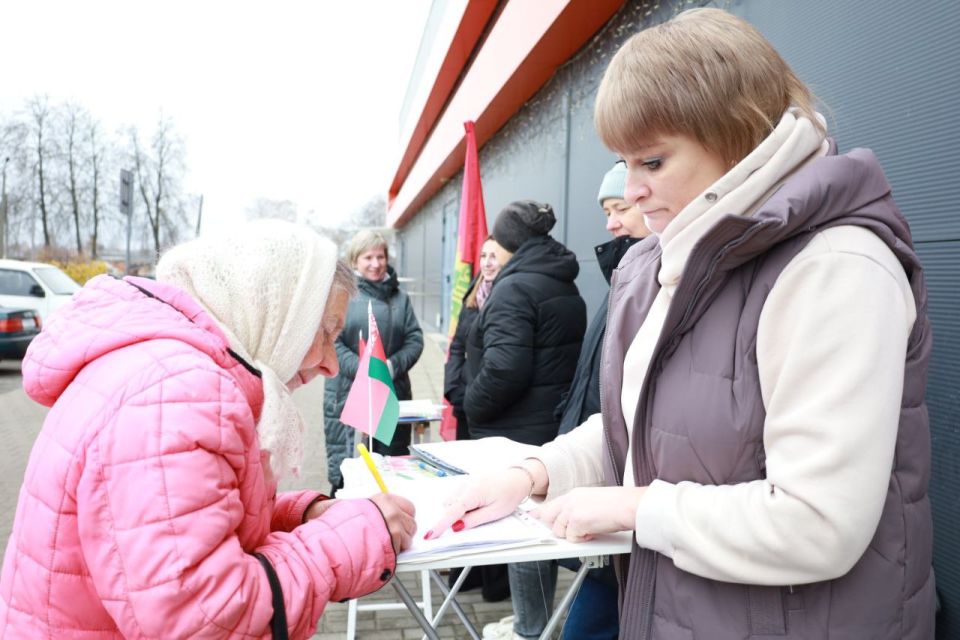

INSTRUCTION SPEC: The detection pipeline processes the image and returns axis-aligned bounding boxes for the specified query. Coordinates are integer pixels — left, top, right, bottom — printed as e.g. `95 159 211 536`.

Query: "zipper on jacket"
599 269 623 488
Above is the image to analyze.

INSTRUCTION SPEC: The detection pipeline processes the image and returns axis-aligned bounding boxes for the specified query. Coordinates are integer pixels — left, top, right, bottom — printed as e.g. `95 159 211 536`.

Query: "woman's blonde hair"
346 229 389 267
595 8 822 166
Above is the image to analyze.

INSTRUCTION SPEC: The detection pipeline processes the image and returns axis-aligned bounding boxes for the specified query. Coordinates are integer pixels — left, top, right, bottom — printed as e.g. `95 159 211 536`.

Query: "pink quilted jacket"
0 276 396 639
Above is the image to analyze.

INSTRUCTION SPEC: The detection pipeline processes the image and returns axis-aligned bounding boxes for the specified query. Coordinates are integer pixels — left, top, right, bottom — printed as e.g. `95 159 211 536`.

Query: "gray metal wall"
397 1 959 635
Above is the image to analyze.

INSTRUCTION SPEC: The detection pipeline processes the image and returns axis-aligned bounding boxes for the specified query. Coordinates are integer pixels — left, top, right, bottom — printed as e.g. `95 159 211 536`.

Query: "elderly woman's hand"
532 486 646 542
369 493 418 554
425 465 540 539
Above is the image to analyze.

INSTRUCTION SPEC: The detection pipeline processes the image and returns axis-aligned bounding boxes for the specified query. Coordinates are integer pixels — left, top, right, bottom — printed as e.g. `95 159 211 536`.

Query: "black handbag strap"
254 553 289 640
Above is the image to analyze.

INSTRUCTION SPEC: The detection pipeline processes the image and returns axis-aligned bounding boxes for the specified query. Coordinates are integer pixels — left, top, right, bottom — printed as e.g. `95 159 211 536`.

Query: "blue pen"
417 460 447 477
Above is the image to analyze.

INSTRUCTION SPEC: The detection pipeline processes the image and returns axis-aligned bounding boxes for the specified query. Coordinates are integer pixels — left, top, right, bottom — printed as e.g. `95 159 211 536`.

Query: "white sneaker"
482 615 522 639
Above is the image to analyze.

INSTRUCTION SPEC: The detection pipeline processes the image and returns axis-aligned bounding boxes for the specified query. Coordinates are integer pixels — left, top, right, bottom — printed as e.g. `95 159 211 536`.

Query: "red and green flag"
441 120 489 441
340 303 399 446
447 120 488 339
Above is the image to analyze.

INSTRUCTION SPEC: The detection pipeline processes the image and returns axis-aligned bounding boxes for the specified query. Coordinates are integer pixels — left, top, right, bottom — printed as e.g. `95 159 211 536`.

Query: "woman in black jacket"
444 236 503 441
465 201 586 444
323 229 423 491
465 201 586 639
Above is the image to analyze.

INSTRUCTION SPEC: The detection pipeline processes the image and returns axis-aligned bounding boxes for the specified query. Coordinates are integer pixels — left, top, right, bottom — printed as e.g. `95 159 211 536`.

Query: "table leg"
537 556 601 640
346 598 357 640
392 578 442 640
420 569 433 622
425 569 481 640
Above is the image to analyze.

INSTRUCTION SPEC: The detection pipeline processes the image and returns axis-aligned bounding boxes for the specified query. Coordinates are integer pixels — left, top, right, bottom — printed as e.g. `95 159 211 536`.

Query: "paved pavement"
0 360 49 546
0 334 573 638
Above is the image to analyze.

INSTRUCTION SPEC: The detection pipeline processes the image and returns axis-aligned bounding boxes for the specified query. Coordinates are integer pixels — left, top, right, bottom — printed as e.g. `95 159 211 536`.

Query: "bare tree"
129 117 187 256
63 103 87 254
87 120 106 258
302 194 389 255
352 194 387 228
246 197 298 222
0 117 32 257
29 96 53 247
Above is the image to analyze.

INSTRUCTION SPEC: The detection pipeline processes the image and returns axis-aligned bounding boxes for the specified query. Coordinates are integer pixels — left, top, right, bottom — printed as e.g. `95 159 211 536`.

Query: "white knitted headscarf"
156 219 338 479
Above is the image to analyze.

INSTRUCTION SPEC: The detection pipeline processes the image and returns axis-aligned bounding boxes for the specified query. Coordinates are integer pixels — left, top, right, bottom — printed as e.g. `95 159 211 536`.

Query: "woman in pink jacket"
0 220 416 639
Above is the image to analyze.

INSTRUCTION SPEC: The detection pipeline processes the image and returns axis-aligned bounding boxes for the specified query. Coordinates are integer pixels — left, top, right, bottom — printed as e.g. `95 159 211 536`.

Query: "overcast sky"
0 0 431 236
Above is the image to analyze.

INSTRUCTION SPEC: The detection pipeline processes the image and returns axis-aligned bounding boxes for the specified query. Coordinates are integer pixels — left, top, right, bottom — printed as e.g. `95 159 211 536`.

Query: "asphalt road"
0 359 28 394
0 360 49 549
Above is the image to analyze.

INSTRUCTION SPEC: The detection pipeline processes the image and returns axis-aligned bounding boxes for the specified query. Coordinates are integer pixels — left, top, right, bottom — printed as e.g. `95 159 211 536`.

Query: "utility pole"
195 194 203 238
120 169 133 274
1 157 9 259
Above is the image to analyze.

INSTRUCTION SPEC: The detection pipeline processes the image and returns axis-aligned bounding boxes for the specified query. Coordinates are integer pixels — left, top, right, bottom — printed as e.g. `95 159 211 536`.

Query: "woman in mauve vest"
430 8 934 640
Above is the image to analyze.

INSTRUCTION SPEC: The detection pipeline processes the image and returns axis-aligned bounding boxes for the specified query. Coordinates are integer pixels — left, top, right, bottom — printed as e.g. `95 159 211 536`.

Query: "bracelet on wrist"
508 465 537 499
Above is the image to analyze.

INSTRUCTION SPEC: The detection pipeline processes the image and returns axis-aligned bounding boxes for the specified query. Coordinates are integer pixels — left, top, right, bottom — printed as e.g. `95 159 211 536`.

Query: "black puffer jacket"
465 235 586 445
323 266 423 488
556 235 640 435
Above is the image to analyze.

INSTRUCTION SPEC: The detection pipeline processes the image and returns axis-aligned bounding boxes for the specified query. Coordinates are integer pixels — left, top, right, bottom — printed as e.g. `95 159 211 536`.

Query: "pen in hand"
352 445 417 553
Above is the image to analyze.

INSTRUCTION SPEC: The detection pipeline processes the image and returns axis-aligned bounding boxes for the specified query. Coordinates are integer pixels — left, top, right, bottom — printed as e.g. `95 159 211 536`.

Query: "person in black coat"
464 202 586 446
466 200 586 640
444 236 503 441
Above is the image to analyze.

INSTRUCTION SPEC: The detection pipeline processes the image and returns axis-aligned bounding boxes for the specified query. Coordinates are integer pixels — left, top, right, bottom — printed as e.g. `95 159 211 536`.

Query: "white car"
0 259 81 323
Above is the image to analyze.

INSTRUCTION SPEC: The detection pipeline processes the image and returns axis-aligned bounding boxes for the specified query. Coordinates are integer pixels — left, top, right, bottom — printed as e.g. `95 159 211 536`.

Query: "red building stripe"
387 0 624 228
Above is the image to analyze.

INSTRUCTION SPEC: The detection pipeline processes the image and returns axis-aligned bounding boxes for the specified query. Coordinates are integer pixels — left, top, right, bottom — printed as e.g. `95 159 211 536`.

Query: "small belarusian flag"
340 303 399 446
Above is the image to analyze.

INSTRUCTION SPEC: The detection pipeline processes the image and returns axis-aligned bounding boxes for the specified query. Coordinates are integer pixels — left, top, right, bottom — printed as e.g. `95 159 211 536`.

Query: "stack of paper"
398 476 557 563
397 399 443 421
409 436 543 476
336 469 557 564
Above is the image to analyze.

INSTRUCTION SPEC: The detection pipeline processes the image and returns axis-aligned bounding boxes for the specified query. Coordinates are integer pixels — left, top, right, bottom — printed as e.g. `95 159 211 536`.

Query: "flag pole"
367 303 373 452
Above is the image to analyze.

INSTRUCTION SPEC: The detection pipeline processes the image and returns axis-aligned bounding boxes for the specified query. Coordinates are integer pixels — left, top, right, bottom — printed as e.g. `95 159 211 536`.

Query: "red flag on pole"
441 120 488 441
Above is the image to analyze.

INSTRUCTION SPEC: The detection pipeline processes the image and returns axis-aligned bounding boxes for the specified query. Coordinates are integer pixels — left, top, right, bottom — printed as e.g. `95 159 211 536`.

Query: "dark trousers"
371 421 413 457
448 564 511 602
561 567 619 640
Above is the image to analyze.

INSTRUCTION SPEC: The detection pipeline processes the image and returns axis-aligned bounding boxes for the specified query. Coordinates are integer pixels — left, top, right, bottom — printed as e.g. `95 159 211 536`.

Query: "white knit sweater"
534 111 916 585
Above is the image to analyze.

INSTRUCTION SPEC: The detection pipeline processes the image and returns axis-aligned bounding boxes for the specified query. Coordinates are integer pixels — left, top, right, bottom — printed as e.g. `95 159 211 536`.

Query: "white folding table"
390 531 633 640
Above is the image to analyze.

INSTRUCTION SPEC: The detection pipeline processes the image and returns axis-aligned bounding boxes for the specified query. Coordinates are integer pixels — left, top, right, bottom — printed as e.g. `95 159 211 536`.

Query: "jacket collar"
595 236 642 284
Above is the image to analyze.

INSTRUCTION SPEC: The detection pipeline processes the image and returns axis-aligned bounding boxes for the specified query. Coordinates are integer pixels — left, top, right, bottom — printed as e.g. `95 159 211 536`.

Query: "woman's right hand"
368 493 417 554
424 464 543 539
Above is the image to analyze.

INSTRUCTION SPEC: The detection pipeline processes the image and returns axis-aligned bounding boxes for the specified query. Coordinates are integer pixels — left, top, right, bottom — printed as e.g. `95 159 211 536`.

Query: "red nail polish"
423 530 434 540
452 520 465 532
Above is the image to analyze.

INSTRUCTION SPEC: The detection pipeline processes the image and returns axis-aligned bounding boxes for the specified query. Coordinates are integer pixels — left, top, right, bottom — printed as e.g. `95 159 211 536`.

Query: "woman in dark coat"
323 229 423 491
444 236 503 441
464 201 586 639
464 201 586 445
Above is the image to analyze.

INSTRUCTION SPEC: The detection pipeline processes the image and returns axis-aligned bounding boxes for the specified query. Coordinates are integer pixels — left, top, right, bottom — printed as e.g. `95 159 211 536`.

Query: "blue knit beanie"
597 161 627 206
